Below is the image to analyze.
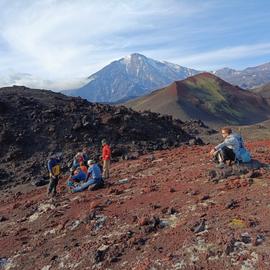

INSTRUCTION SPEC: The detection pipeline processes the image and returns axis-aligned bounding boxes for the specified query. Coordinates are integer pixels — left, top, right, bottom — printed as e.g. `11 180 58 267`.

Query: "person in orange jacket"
101 139 111 179
80 162 88 174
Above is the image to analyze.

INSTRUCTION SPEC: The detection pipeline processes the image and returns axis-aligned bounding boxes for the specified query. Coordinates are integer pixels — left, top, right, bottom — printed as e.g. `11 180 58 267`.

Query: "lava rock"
167 207 178 215
254 234 265 246
226 199 240 210
95 245 109 263
241 233 251 244
0 216 8 222
191 219 206 234
201 195 210 201
139 217 150 226
31 178 49 187
225 237 236 255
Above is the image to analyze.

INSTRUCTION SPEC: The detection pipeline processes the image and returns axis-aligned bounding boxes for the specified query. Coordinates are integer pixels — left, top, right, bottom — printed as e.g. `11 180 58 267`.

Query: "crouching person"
71 160 104 193
210 127 240 168
66 167 87 191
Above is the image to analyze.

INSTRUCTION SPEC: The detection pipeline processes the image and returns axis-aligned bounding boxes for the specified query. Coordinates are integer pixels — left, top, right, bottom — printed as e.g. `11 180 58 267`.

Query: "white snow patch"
122 55 131 64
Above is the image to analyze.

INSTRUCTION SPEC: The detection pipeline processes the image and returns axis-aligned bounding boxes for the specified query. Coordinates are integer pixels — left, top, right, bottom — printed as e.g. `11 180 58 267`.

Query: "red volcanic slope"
1 141 270 269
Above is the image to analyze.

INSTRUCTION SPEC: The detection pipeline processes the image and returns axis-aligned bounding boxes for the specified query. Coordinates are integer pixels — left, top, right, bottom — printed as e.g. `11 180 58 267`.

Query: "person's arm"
210 137 230 156
48 160 53 174
48 160 52 173
48 160 56 178
85 167 93 181
107 146 111 159
209 148 216 156
214 136 235 151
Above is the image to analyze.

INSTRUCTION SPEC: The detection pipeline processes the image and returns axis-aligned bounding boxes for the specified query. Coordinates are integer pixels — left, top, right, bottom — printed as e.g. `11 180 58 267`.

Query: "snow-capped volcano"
65 53 200 103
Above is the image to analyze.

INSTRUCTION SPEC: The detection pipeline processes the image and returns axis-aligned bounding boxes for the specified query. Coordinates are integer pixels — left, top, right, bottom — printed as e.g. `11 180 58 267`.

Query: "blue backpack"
236 134 251 163
238 147 251 163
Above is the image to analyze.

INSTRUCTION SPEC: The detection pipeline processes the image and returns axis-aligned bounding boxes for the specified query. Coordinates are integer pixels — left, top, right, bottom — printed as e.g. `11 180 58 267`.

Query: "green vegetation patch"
184 77 244 121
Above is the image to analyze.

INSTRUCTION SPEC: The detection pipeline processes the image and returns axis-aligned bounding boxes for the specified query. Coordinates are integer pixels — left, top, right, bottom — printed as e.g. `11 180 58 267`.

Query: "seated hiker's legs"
90 178 104 191
212 151 221 163
220 146 235 163
72 178 97 193
66 179 75 190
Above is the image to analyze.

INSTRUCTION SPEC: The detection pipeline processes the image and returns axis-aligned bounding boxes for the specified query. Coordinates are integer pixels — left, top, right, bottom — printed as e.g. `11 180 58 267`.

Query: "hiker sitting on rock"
47 152 62 197
71 160 104 193
67 167 87 190
210 127 241 168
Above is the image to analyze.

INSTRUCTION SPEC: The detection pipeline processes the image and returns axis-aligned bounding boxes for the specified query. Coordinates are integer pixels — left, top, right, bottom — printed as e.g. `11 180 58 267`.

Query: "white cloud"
171 43 270 70
0 72 88 90
0 0 269 89
0 0 211 89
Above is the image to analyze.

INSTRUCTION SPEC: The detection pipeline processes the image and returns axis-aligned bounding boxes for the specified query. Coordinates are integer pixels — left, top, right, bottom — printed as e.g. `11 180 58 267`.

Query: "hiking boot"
90 181 105 191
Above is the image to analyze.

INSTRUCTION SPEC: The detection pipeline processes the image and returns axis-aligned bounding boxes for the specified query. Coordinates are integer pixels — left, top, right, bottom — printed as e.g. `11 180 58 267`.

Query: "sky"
0 0 270 90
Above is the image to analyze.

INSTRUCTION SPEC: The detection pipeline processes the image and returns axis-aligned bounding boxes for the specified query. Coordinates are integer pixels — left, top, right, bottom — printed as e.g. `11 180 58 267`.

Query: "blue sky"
0 0 270 89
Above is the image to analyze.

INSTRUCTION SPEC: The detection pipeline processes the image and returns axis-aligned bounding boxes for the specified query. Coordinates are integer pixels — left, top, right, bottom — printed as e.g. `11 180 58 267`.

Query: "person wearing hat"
47 152 61 197
101 139 111 179
71 160 104 193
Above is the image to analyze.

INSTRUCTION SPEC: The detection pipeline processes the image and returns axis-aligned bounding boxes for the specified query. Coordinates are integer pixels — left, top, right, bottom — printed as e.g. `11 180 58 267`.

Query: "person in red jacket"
101 139 111 179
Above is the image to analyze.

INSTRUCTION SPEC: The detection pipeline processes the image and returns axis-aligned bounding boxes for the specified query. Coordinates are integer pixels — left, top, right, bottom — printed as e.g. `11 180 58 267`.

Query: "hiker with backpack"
47 153 62 197
210 127 251 168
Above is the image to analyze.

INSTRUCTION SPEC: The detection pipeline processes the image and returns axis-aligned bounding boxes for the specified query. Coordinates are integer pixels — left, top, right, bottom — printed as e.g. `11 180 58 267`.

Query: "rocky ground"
0 86 209 189
1 140 270 270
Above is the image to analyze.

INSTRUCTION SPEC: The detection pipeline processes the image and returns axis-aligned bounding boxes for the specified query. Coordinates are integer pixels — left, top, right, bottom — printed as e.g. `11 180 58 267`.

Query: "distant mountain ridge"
125 73 270 125
64 54 270 103
252 82 270 98
214 62 270 89
64 53 200 103
2 53 270 102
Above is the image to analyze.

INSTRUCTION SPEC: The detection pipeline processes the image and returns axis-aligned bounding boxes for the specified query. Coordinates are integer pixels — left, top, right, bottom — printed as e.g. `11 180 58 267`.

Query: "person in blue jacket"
47 153 61 196
66 167 87 190
71 160 104 193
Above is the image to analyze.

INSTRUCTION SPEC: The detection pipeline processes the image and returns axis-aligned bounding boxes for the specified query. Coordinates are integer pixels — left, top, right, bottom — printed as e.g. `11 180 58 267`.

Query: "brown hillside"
126 73 270 126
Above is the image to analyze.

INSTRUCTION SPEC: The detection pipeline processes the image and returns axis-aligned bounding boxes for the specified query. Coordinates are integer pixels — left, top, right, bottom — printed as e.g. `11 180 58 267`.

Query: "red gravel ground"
1 141 270 270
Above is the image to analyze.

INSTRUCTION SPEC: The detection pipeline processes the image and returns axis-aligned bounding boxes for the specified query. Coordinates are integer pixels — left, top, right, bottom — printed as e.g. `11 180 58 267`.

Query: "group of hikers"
46 127 251 197
47 139 111 197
